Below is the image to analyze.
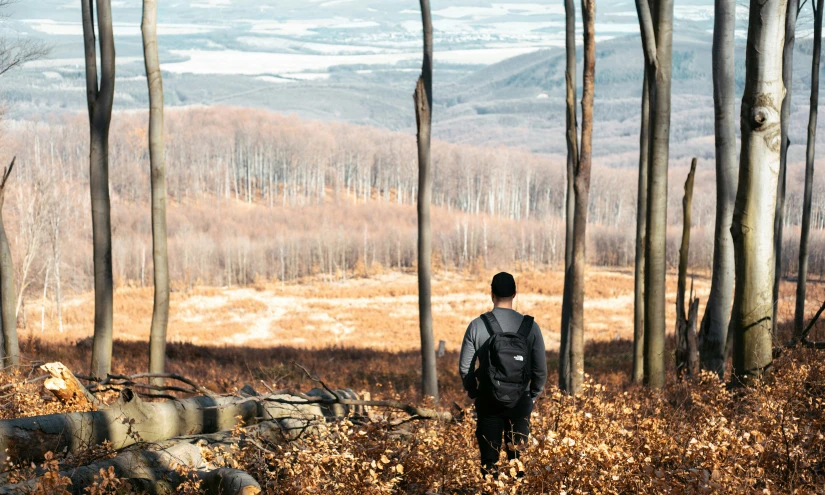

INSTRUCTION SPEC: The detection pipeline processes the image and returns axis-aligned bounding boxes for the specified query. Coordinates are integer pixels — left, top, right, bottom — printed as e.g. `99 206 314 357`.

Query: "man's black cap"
491 272 517 298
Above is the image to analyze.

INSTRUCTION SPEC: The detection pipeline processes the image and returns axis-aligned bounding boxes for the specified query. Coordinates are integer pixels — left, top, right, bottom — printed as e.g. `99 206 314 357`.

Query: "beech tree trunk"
773 0 799 334
700 0 737 379
643 0 674 389
794 0 822 337
0 441 262 495
142 0 170 385
559 0 579 392
0 384 347 465
0 442 203 495
0 390 259 464
567 0 596 396
414 0 438 400
632 71 650 384
0 161 17 367
633 0 658 385
83 0 116 378
731 0 786 385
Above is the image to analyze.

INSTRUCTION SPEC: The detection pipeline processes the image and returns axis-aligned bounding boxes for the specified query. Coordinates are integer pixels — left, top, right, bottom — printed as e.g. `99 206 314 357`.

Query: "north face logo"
514 355 524 361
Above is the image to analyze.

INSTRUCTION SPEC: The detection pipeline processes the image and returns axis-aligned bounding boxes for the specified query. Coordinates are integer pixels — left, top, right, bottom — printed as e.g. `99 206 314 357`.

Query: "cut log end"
40 362 100 410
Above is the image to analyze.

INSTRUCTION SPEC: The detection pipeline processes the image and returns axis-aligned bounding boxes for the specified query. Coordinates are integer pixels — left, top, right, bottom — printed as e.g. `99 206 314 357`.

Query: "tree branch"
0 157 14 191
634 0 659 71
786 298 825 347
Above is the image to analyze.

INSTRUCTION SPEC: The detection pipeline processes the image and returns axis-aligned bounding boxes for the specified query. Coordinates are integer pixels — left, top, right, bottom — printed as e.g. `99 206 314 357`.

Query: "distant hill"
5 0 824 165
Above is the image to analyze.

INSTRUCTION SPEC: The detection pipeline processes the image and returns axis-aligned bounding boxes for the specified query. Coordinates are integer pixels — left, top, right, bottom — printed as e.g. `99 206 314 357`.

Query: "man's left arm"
530 323 548 399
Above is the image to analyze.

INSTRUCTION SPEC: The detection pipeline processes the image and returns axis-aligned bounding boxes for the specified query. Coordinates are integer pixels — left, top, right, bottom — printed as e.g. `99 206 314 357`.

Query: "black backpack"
478 312 534 407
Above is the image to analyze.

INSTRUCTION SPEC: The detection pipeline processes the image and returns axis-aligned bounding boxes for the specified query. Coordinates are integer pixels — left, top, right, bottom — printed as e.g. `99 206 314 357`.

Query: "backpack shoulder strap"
480 312 504 337
517 315 535 339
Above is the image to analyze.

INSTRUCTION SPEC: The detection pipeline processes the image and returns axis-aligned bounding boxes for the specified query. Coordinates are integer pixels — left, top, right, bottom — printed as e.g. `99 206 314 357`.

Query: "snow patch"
23 19 221 36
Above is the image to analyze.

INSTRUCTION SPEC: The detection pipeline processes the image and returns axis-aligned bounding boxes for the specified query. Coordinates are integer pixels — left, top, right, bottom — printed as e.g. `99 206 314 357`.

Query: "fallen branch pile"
0 362 452 494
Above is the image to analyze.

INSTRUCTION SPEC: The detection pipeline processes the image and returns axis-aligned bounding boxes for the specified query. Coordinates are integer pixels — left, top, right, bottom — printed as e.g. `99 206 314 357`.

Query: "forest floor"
7 269 825 493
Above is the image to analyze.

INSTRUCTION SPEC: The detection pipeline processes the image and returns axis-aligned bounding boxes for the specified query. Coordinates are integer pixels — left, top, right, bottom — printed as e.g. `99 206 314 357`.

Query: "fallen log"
2 360 452 469
0 389 252 464
267 388 453 423
0 441 202 495
199 468 262 495
0 385 330 464
0 440 262 494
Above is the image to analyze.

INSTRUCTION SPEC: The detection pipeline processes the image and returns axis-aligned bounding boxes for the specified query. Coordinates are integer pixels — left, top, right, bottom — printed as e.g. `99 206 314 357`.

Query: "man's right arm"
459 322 478 396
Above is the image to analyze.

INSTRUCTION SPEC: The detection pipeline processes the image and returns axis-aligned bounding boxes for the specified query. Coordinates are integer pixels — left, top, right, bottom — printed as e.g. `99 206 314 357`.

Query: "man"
459 272 547 478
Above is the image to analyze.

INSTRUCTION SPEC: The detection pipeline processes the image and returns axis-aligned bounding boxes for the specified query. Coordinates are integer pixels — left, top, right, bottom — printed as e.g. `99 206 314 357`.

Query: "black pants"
475 393 533 477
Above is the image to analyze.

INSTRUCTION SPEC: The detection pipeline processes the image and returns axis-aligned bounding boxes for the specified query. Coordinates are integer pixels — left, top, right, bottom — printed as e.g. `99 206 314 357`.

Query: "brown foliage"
2 344 824 493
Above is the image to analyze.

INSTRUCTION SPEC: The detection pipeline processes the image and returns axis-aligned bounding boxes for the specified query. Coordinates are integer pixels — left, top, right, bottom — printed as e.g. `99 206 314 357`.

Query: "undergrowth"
1 339 824 493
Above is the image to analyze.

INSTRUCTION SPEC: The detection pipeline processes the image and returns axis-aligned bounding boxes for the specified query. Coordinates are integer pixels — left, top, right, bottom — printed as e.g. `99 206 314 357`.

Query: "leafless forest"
4 107 824 302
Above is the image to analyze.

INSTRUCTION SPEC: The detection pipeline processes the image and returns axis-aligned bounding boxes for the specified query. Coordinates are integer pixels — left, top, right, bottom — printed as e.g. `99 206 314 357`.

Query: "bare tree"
0 1 47 360
675 159 700 379
699 0 738 379
731 0 786 385
0 0 48 78
12 179 49 319
0 159 16 366
82 0 117 378
414 0 438 400
632 0 659 384
566 0 596 395
794 0 823 337
632 70 650 385
142 0 170 385
49 207 63 334
559 0 579 392
637 0 674 389
773 0 800 335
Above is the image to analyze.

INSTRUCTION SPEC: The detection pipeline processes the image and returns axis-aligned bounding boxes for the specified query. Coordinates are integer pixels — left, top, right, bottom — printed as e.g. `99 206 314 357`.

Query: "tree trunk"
731 0 786 385
675 160 700 379
0 441 204 495
0 441 262 495
773 0 800 336
632 70 650 384
794 0 822 337
644 0 675 389
83 0 116 379
52 211 63 333
0 162 17 367
567 0 596 396
677 161 697 320
142 0 170 386
700 0 737 379
199 468 262 495
414 0 438 401
0 390 263 464
559 0 579 393
0 384 355 465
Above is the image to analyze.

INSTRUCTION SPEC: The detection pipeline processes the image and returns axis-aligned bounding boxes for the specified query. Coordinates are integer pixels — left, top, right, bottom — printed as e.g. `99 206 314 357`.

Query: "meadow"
22 268 714 354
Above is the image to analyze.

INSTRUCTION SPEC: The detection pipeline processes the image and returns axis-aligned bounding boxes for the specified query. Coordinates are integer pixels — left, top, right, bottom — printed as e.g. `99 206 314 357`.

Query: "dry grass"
23 268 724 353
